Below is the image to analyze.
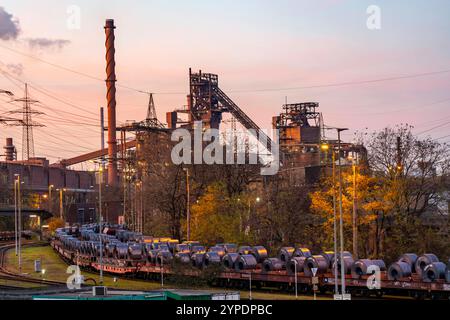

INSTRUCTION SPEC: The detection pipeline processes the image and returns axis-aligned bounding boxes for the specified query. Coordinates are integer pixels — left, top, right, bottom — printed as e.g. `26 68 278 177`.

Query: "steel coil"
203 252 222 267
286 257 307 275
235 254 258 271
293 247 312 258
279 247 295 262
321 251 335 268
398 253 418 273
331 251 353 266
415 254 439 276
446 260 450 283
147 249 159 263
175 244 190 254
156 250 173 265
332 256 354 276
262 258 285 273
128 243 144 260
304 255 329 276
191 252 205 268
422 262 446 282
114 243 129 260
351 259 386 279
251 246 268 263
222 253 239 269
238 246 252 255
208 246 226 258
388 261 412 280
175 252 191 264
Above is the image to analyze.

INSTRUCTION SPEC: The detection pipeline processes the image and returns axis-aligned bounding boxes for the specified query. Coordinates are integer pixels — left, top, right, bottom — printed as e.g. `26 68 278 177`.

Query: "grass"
4 245 331 300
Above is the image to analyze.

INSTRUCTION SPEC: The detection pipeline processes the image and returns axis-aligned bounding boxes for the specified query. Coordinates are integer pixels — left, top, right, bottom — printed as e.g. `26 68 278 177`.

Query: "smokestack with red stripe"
104 19 117 186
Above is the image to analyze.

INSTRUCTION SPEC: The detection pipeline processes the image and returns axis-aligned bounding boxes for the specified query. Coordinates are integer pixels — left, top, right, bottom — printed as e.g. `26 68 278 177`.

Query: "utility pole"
352 156 358 259
337 128 349 296
98 166 104 284
183 168 190 241
16 174 22 273
14 177 18 255
332 149 339 296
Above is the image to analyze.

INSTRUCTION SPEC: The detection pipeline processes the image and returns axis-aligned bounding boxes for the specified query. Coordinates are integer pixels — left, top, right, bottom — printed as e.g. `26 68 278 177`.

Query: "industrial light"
29 215 37 218
320 144 329 151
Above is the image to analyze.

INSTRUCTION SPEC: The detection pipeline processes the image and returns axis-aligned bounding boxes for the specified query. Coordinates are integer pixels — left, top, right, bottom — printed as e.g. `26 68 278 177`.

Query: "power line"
0 43 150 95
416 121 450 135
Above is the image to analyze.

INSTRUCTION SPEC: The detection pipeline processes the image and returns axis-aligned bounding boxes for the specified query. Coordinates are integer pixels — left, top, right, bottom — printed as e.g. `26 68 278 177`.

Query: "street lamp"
14 174 22 272
48 184 54 213
183 168 190 241
337 128 349 296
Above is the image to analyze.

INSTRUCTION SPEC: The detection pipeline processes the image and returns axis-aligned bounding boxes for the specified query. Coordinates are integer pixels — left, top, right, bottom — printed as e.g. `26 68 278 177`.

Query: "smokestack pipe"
4 138 15 161
104 19 118 186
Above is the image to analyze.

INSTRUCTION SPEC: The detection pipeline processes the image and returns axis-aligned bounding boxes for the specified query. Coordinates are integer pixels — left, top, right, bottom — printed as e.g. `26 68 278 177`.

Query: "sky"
0 0 449 164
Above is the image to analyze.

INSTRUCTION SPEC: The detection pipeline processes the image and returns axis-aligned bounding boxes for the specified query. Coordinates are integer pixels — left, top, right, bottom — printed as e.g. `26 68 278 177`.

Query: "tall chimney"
104 19 118 186
4 138 16 161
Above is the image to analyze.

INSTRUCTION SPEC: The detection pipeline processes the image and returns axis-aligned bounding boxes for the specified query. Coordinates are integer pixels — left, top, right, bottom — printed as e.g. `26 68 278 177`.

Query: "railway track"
0 241 67 288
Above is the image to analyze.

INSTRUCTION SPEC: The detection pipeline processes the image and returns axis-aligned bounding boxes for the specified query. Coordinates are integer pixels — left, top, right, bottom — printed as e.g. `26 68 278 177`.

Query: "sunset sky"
0 0 449 164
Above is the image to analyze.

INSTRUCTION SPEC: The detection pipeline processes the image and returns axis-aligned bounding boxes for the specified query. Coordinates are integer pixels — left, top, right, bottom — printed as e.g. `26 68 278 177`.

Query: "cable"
416 121 450 135
0 43 150 94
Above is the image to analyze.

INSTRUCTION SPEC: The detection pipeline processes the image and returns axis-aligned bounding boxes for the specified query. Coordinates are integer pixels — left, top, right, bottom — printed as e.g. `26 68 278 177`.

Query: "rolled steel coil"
156 250 173 265
222 243 237 253
222 253 240 269
446 260 450 283
415 254 439 276
293 247 312 258
304 255 329 277
286 257 307 275
114 243 129 260
105 243 117 257
147 250 159 263
238 246 253 255
191 252 205 268
191 245 206 254
203 252 222 267
279 247 295 262
351 259 386 279
321 251 335 268
332 256 354 276
262 258 285 273
388 261 412 280
175 252 191 264
251 246 268 263
398 253 418 273
128 244 144 260
331 251 353 266
235 254 258 271
175 244 190 254
208 246 226 258
422 262 447 282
